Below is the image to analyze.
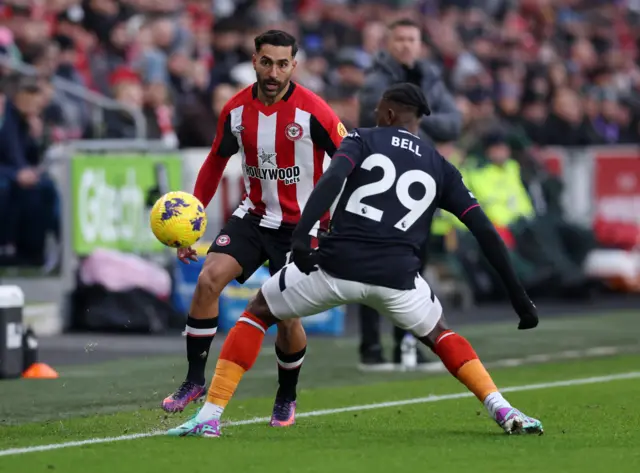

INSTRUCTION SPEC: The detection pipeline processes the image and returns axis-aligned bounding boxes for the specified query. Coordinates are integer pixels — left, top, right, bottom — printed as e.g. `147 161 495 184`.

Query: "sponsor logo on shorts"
216 235 231 246
244 164 300 185
285 122 303 141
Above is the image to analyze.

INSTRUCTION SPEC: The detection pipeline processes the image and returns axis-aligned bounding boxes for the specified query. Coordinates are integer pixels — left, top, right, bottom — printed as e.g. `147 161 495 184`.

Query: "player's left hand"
291 240 319 275
513 297 539 330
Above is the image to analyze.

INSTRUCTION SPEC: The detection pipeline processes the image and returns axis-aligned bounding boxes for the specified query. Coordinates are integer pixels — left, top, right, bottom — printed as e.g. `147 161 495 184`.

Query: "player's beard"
258 76 289 100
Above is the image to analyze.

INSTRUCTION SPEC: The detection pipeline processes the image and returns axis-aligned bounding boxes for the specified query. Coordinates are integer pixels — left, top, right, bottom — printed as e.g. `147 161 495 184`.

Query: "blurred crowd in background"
0 0 639 304
0 0 638 146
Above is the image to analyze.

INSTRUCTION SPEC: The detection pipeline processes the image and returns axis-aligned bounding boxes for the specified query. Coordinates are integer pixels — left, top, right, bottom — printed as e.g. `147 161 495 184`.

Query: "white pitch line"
1 371 639 457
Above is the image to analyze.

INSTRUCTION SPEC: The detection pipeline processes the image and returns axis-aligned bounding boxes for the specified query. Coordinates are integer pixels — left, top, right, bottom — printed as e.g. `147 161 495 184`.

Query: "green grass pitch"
1 311 640 473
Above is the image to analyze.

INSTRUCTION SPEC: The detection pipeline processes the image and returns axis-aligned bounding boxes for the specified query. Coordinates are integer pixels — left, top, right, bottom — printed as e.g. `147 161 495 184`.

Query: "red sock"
433 330 497 402
219 311 268 370
206 311 268 406
433 330 478 375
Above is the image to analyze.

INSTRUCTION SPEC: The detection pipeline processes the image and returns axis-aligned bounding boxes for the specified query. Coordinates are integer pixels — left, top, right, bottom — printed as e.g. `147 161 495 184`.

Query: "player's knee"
246 290 280 327
197 261 231 300
417 317 449 350
276 317 303 334
275 318 306 352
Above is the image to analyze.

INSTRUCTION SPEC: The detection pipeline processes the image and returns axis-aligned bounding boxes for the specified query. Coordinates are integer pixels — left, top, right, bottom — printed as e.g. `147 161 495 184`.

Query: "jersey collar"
251 81 297 114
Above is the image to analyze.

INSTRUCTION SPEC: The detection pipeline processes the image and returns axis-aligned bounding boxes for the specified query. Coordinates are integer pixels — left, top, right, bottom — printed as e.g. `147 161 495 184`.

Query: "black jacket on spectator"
358 51 462 142
540 114 601 147
0 101 40 180
102 107 163 140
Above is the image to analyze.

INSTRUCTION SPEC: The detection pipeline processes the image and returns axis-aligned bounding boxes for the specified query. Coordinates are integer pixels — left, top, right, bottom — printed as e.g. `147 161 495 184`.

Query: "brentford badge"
216 235 231 246
285 122 303 141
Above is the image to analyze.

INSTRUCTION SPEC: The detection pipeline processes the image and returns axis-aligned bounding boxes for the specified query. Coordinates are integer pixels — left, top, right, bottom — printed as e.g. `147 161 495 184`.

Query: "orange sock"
205 311 268 407
207 360 245 407
433 331 497 402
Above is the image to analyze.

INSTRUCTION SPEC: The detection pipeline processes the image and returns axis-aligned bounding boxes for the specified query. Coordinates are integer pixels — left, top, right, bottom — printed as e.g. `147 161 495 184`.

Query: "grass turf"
0 355 639 472
1 311 640 472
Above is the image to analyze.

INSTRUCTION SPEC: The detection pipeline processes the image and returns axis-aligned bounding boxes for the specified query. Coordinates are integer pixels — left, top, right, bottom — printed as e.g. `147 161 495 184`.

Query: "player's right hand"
512 295 539 330
291 240 318 275
177 246 199 264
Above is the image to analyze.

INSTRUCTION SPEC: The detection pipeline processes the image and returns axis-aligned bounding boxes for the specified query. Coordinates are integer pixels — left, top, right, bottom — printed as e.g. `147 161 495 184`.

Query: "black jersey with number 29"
318 126 479 290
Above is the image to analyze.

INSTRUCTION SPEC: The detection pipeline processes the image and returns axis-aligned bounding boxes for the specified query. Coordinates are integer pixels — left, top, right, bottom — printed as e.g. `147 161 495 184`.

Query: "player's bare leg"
417 317 543 435
162 253 242 413
271 318 307 426
167 290 279 437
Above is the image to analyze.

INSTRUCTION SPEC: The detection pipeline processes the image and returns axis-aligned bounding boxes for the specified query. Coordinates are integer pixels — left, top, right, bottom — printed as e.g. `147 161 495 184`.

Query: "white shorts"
262 263 443 338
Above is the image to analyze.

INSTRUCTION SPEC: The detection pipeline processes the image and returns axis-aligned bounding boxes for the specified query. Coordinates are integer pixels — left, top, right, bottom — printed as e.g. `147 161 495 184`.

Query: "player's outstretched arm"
438 158 537 330
292 154 353 245
460 206 538 330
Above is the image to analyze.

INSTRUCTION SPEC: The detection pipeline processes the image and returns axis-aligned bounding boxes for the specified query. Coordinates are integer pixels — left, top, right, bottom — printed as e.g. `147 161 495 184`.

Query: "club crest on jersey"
337 122 348 137
216 234 231 246
285 122 303 141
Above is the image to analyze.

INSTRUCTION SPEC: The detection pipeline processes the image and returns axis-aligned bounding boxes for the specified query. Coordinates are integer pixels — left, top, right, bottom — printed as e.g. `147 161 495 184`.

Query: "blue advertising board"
173 261 344 336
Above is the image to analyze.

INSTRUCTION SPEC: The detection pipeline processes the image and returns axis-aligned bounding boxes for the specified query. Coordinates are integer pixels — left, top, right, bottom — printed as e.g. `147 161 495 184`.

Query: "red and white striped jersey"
194 82 346 233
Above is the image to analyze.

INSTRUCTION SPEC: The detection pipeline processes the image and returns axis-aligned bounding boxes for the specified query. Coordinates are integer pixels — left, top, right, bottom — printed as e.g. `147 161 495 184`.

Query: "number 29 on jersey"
345 153 436 231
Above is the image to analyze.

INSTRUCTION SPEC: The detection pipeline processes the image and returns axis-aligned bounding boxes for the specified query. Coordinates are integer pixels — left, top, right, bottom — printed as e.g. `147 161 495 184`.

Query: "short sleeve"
309 102 347 156
211 107 239 158
438 157 480 219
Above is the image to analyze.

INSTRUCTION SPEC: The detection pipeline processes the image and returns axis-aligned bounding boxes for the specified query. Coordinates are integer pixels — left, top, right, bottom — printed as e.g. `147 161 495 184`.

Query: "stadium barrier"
5 143 639 336
538 145 640 248
1 141 179 335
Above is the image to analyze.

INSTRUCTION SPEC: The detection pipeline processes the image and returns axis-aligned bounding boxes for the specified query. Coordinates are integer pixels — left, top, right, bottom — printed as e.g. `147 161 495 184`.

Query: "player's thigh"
208 216 266 283
262 264 344 321
369 276 443 338
261 227 292 276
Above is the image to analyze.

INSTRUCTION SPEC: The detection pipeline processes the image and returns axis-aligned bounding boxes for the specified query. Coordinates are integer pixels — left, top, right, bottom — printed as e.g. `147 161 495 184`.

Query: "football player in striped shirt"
161 30 346 428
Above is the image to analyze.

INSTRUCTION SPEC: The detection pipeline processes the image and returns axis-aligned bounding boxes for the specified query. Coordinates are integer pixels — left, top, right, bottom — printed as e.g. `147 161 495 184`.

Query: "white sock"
196 402 225 422
483 392 512 418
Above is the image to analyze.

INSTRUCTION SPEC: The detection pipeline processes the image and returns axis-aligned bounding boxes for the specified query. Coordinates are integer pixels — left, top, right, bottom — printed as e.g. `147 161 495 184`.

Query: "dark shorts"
208 215 292 283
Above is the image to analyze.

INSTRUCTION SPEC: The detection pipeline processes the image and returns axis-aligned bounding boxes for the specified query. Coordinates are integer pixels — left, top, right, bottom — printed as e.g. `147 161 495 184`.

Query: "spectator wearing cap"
329 48 367 90
358 18 461 143
138 50 178 147
210 18 246 88
103 66 145 138
518 92 548 145
53 34 90 138
89 19 132 96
